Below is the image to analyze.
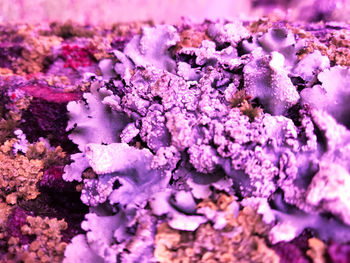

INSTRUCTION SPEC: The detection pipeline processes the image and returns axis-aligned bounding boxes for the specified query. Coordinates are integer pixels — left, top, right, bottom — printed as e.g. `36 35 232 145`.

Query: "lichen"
0 201 11 230
306 162 350 225
65 81 128 153
243 50 299 115
301 66 350 128
207 21 250 47
124 25 180 72
5 18 348 262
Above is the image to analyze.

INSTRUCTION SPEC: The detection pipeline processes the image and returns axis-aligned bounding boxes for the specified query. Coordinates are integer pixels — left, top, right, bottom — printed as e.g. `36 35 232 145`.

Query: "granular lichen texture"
2 3 350 262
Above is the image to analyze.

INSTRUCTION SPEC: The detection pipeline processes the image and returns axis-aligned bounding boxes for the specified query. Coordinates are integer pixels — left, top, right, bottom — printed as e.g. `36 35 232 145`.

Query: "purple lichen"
58 19 350 263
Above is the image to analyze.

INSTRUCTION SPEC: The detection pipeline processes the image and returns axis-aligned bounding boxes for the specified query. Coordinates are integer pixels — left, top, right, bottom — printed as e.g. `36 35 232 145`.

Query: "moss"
173 29 209 53
0 140 43 205
11 25 62 75
228 90 262 122
0 112 20 145
111 21 153 36
26 141 67 170
0 201 12 240
326 29 350 66
49 21 94 39
3 216 67 263
294 25 350 67
247 15 287 34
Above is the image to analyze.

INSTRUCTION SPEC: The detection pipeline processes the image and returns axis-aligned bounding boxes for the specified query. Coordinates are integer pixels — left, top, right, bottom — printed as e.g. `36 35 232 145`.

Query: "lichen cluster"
1 15 350 262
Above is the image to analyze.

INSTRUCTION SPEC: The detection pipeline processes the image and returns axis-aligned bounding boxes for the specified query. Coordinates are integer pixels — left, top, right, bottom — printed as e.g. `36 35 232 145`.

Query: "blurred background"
0 0 348 24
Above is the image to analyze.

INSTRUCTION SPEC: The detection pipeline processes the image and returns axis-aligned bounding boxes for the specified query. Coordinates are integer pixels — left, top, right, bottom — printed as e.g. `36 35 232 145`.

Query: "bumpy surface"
2 18 350 262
